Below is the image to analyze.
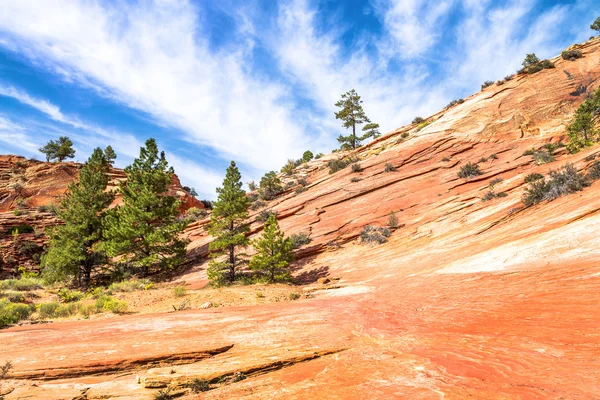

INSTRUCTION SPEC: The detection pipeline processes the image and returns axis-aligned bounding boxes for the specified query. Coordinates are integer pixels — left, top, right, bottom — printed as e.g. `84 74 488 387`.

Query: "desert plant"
587 161 600 180
478 157 488 163
173 286 187 297
154 388 174 400
401 132 410 139
290 232 311 249
0 277 43 291
256 209 277 223
250 199 267 211
489 153 498 160
360 226 391 245
6 224 34 235
522 163 589 206
0 360 12 379
489 178 503 189
328 158 349 174
259 171 284 200
314 153 324 159
294 186 307 194
532 150 554 165
388 211 399 229
281 159 297 175
350 177 361 183
446 99 464 108
561 49 583 61
57 288 85 303
591 17 600 34
38 301 60 318
458 163 482 179
108 279 153 293
351 163 362 173
335 89 379 150
247 181 257 191
496 80 505 86
524 172 544 183
185 207 207 221
441 157 450 162
412 117 425 124
289 292 301 300
481 81 494 90
188 378 210 393
481 191 508 202
37 203 58 215
95 295 128 313
384 163 396 172
0 299 32 328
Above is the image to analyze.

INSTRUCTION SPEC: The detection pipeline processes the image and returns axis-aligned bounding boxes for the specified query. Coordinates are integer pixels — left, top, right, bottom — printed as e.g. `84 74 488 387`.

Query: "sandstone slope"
2 38 600 399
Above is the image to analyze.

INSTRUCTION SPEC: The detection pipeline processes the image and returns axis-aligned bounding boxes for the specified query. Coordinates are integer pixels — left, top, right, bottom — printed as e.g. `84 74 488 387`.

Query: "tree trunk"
229 244 235 282
352 123 356 149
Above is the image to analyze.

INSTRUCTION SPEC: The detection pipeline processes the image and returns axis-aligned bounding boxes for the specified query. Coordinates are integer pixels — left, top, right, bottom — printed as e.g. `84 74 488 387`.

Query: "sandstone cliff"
2 37 600 399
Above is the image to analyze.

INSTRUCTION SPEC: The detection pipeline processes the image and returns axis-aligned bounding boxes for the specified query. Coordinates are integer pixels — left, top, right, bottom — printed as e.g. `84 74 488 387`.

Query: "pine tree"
39 136 76 162
249 214 294 283
104 146 117 165
207 161 250 286
591 17 600 34
334 89 379 150
41 148 114 286
103 138 187 276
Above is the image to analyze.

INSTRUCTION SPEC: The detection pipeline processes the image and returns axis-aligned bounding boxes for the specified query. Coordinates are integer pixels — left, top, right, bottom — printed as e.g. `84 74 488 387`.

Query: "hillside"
2 37 600 399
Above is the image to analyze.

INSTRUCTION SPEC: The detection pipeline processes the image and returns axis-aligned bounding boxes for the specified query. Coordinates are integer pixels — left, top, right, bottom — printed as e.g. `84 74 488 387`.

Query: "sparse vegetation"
351 163 362 173
350 177 361 183
108 279 153 293
532 150 554 165
95 295 128 313
441 157 450 162
327 158 350 174
478 157 488 163
0 299 32 328
458 162 482 179
0 360 12 379
57 288 85 303
173 286 187 297
188 378 210 393
591 16 600 34
184 207 207 222
489 153 498 160
360 226 391 245
481 81 494 90
154 388 175 400
0 277 43 291
587 161 600 180
37 203 58 215
302 150 314 163
256 209 278 223
384 163 396 172
289 292 301 300
522 163 589 206
290 232 311 249
489 178 503 189
412 117 425 124
481 191 508 202
388 211 399 229
446 99 464 108
561 49 583 61
524 172 544 183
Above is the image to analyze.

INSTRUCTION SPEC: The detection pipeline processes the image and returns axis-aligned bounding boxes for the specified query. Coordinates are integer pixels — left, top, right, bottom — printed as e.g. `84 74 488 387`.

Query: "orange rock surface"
2 38 600 399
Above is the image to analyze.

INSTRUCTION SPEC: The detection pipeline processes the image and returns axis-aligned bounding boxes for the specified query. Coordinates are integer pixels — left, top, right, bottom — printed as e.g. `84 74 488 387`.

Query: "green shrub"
416 120 431 132
154 388 174 400
533 150 554 165
256 209 277 223
95 295 128 313
523 148 536 156
489 178 503 189
481 81 494 90
561 49 583 61
478 157 488 163
458 163 482 179
481 191 508 202
384 163 396 172
250 199 267 211
526 59 555 74
188 378 210 393
38 301 60 318
0 277 43 291
78 302 98 318
281 159 297 175
522 163 589 206
412 117 425 124
328 158 349 174
289 292 301 300
446 99 464 108
360 226 391 245
0 299 32 327
57 288 85 303
524 173 544 183
108 279 153 293
401 132 410 139
185 207 206 221
54 303 78 318
587 161 600 180
173 286 187 297
567 86 600 153
294 186 307 194
351 163 362 173
504 75 514 81
314 153 324 159
290 232 311 249
37 203 58 215
496 80 505 86
259 171 284 200
3 291 25 303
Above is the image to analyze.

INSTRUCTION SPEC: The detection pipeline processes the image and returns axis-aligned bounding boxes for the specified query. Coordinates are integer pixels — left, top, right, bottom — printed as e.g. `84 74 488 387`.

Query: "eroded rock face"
0 156 202 274
3 38 600 399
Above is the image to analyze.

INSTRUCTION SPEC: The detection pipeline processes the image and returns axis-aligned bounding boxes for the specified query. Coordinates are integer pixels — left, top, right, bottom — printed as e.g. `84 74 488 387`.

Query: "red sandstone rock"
3 38 600 399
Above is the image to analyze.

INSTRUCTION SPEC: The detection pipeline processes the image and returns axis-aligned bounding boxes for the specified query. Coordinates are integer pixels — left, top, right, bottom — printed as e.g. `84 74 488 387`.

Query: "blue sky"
0 0 598 198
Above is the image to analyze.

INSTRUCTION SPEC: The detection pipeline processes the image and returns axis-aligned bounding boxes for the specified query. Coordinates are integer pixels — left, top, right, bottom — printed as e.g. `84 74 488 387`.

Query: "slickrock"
3 38 600 399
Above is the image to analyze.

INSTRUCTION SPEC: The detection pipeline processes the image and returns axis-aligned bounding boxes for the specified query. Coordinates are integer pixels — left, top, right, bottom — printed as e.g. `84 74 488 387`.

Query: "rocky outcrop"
3 38 600 399
0 156 202 274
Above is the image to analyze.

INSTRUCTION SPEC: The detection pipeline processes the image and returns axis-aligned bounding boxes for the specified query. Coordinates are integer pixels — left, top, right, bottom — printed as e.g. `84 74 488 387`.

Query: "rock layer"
3 38 600 399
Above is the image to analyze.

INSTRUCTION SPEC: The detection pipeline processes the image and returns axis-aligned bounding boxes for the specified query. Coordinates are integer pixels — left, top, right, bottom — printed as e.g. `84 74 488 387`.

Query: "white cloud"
0 116 40 154
0 0 309 171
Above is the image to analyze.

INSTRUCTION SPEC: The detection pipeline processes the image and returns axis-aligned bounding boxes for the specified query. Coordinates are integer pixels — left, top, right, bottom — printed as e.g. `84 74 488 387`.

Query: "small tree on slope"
249 214 294 283
335 89 379 150
41 148 114 287
39 136 76 162
207 161 250 286
103 138 187 276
